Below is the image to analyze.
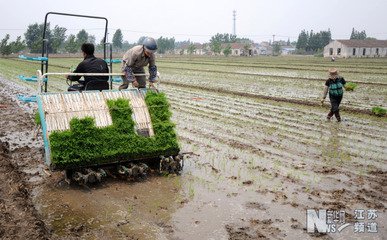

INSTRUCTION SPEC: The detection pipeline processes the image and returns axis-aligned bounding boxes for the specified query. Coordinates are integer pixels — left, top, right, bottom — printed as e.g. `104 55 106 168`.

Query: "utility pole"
272 35 275 56
233 10 236 36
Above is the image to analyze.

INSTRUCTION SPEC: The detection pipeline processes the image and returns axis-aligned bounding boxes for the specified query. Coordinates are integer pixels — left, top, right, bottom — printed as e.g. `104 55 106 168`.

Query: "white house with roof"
257 42 272 55
220 43 257 56
193 43 209 55
281 46 296 55
324 40 387 58
174 43 210 55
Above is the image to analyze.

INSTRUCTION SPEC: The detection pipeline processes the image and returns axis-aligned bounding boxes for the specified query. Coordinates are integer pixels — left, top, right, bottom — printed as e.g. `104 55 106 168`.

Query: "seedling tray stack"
37 89 180 170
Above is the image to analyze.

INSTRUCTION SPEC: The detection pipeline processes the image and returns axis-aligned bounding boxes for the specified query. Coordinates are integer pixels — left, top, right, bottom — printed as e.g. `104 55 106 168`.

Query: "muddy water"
35 176 184 239
34 133 386 240
161 68 387 111
2 75 385 239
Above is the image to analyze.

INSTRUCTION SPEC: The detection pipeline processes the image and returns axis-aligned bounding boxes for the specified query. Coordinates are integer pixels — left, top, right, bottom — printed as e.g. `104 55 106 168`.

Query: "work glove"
132 79 139 88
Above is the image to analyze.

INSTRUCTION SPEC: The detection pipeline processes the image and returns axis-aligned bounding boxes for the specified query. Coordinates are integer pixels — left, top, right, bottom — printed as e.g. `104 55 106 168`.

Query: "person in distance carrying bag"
321 68 346 122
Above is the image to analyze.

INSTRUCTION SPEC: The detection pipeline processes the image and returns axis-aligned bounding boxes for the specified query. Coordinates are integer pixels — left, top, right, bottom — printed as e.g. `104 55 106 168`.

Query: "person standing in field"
321 68 346 122
119 37 158 90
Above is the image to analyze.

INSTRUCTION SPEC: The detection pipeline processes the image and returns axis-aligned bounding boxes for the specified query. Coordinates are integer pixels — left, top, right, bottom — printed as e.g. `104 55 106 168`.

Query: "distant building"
221 43 256 56
174 43 189 55
257 42 272 55
173 41 282 56
281 46 296 55
174 43 209 55
324 40 387 58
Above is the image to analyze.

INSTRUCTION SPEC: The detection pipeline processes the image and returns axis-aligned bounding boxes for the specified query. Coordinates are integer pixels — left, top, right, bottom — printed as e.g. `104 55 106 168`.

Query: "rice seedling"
344 82 358 91
371 106 386 117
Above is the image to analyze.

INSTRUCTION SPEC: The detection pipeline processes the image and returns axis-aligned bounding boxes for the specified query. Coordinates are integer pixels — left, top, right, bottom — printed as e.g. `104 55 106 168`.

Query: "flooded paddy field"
0 56 386 239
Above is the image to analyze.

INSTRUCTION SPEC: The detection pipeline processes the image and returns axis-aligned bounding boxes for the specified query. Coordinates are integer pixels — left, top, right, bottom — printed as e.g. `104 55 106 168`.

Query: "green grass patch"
35 112 41 125
344 82 358 91
49 91 180 169
371 106 386 117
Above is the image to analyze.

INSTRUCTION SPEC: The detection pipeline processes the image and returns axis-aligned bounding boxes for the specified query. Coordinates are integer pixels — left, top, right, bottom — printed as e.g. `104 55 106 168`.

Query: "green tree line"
295 28 374 54
1 23 256 56
0 34 25 55
295 29 332 54
0 24 178 56
350 28 367 40
210 33 252 55
0 23 101 55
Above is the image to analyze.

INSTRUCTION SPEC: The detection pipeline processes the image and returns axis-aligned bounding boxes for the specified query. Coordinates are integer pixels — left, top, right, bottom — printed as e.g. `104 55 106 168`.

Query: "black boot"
335 112 341 122
118 83 129 90
327 111 334 120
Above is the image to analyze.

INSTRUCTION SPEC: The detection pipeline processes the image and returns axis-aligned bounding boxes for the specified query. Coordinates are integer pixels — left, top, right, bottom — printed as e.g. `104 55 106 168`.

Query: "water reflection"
35 175 183 239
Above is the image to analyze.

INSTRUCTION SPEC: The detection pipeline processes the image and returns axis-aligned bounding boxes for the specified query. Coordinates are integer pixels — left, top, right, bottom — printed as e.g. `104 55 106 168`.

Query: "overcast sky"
1 0 386 43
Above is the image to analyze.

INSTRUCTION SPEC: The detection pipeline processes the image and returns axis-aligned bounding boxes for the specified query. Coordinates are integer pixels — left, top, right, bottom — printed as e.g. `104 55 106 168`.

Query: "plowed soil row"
0 77 50 240
161 84 386 239
162 79 385 115
0 55 386 239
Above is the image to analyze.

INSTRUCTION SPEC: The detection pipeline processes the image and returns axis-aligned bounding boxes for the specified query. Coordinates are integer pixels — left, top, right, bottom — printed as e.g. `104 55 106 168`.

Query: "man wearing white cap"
119 37 158 90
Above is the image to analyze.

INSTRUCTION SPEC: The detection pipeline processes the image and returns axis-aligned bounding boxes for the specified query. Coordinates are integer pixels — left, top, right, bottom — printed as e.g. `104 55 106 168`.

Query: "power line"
0 27 297 38
0 28 26 31
233 10 236 35
1 27 386 40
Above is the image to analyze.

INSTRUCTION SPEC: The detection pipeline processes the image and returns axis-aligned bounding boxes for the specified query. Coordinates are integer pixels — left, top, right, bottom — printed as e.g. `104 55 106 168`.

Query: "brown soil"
0 75 386 240
0 78 50 239
162 81 378 115
161 65 387 86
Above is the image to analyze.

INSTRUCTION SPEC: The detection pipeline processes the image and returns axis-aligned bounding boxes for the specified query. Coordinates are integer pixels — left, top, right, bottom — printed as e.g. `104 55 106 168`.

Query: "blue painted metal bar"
105 59 122 64
17 94 37 103
36 95 51 166
18 75 47 82
112 76 123 82
18 55 48 61
139 88 147 95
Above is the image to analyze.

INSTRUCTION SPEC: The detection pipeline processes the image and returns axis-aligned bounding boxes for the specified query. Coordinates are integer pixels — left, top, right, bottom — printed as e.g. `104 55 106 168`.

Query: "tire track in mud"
179 118 358 184
170 87 387 140
204 94 387 141
170 105 386 173
162 68 386 111
0 77 51 239
171 86 387 135
159 60 387 75
170 91 387 220
174 105 384 184
164 70 386 110
179 129 387 214
162 80 386 116
159 65 387 86
160 58 387 71
0 142 50 240
167 86 386 181
176 115 387 216
176 117 314 182
168 90 387 161
2 60 386 238
5 58 386 113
